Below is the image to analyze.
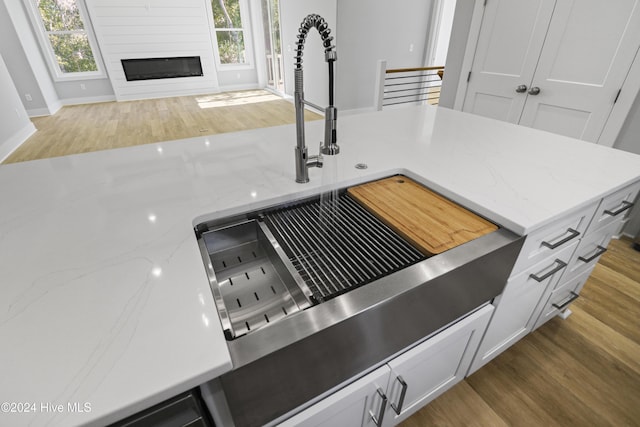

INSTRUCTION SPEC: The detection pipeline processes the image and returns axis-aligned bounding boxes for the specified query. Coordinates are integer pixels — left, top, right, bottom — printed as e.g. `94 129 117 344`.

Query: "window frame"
23 0 106 81
207 0 255 70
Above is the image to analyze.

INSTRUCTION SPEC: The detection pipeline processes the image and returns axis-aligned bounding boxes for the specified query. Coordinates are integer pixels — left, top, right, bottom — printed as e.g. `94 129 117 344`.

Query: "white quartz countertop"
1 105 639 426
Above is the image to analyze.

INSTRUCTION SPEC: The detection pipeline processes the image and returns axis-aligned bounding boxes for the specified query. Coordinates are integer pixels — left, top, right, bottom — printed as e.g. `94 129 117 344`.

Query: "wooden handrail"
386 66 444 74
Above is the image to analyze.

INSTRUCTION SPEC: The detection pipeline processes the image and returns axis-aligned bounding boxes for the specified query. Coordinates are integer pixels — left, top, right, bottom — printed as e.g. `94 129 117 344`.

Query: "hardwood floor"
401 236 640 427
3 89 321 164
4 91 639 426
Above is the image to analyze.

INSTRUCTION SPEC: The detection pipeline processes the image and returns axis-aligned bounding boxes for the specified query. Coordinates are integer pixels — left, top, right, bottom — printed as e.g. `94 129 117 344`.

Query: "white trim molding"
0 122 36 163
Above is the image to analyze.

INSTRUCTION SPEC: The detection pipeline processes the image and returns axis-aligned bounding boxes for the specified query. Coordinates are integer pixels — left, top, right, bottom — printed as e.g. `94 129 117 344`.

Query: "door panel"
462 0 556 122
519 0 640 141
278 365 391 427
528 104 591 139
383 305 494 426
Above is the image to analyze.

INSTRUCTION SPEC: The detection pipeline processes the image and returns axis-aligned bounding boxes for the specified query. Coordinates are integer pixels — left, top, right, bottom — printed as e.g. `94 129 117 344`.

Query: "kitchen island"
1 105 639 426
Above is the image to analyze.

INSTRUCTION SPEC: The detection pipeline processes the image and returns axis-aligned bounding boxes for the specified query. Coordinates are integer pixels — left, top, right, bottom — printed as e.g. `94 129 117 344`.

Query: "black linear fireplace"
121 56 203 81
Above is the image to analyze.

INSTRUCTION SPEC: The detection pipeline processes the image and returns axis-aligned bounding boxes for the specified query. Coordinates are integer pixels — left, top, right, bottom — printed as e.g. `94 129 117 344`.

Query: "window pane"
48 33 98 73
216 31 246 64
212 0 242 28
38 0 84 32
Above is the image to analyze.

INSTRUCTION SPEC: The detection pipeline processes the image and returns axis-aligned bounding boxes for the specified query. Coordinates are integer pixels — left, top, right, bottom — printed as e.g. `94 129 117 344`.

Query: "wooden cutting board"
347 175 497 256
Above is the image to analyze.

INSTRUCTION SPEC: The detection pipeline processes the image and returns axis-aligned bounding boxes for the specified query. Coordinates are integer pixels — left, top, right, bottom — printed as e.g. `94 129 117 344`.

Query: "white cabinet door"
468 241 576 375
462 0 556 122
278 365 391 427
382 305 493 426
518 0 640 141
462 0 640 143
280 305 494 427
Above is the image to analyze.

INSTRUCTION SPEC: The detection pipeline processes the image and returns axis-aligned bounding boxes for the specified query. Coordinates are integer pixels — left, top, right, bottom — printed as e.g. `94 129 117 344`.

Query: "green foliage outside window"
37 0 98 73
211 0 247 64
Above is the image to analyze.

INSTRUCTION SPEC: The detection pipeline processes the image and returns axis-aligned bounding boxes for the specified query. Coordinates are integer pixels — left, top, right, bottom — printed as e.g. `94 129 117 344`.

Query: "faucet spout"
293 14 338 183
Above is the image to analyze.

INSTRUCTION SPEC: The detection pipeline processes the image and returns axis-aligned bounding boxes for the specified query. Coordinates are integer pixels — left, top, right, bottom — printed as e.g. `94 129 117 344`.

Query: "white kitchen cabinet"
382 304 493 426
560 219 622 284
278 365 391 427
509 201 597 276
586 181 640 235
468 241 577 374
280 305 493 427
469 182 637 375
532 267 594 330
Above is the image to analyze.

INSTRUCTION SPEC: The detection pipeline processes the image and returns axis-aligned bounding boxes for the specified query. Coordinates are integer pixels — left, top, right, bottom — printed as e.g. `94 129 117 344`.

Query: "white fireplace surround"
85 0 220 101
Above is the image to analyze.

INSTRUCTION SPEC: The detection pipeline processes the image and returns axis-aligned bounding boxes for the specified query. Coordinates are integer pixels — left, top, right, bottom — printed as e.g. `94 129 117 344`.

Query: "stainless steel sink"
195 177 525 427
197 191 426 340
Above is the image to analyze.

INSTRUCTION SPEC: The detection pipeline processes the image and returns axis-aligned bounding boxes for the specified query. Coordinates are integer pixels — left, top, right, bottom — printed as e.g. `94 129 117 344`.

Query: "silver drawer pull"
541 228 580 250
390 376 408 415
578 245 607 263
604 200 633 217
529 259 567 282
370 387 387 427
552 291 579 310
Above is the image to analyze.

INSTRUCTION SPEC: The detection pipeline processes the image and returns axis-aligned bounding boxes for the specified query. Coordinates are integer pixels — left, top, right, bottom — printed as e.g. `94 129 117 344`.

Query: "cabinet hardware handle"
604 200 633 217
529 259 567 282
370 387 387 427
528 86 541 95
515 84 528 93
390 376 408 415
552 291 579 310
578 245 607 263
541 228 580 249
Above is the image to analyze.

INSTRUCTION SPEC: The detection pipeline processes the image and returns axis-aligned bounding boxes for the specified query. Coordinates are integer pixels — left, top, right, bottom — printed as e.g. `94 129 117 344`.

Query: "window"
211 0 248 65
25 0 103 79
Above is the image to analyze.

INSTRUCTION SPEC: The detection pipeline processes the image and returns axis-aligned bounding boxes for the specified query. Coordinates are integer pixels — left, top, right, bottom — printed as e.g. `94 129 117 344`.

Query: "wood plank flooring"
401 236 640 427
4 91 639 426
3 90 321 164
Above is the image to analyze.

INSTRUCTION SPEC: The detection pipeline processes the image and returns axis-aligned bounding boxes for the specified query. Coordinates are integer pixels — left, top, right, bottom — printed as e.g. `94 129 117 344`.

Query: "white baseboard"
218 83 261 92
27 107 53 117
61 95 116 106
27 99 62 117
340 107 377 116
115 87 222 102
0 122 36 163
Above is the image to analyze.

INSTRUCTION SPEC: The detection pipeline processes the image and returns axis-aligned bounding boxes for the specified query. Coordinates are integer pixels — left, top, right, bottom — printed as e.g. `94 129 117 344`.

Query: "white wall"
0 53 36 162
335 0 434 112
1 0 61 116
280 0 337 109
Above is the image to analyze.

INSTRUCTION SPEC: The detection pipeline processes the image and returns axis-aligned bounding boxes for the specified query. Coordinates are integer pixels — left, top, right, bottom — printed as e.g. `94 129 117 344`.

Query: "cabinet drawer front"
503 240 577 302
587 181 640 234
533 267 594 330
511 202 597 275
559 220 620 286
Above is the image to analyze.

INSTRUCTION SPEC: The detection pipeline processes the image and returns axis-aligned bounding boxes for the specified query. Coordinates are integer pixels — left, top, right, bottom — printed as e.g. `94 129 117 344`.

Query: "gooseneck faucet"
294 14 339 183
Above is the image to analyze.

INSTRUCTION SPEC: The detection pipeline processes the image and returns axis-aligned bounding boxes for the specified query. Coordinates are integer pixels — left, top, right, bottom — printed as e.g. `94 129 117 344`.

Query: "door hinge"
614 88 622 104
467 71 472 82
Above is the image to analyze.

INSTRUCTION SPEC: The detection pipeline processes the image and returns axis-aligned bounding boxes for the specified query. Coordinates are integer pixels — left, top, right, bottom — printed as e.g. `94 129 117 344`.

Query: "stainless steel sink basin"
197 191 426 340
195 177 525 427
199 219 312 339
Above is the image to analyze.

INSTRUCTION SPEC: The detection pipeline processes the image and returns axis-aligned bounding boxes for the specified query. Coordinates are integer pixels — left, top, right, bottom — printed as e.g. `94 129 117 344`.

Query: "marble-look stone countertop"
1 105 639 426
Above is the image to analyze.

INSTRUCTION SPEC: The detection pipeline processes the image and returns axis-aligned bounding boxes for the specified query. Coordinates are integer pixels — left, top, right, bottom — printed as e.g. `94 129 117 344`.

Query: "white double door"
461 0 640 142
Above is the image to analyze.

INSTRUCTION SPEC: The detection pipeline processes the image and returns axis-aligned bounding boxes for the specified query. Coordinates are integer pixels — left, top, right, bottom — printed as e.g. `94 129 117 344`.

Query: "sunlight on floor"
196 90 282 109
